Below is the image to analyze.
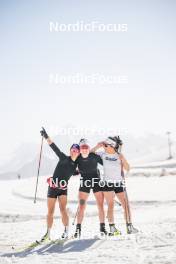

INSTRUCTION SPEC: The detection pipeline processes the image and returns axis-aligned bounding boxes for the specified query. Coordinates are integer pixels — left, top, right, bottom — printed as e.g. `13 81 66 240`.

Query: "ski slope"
0 175 176 263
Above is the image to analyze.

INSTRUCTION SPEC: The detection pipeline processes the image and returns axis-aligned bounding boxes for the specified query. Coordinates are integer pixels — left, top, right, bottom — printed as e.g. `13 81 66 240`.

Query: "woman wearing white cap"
91 136 138 235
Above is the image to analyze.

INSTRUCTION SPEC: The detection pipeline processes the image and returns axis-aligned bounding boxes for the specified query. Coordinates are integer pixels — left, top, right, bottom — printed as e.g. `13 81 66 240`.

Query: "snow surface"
0 175 176 264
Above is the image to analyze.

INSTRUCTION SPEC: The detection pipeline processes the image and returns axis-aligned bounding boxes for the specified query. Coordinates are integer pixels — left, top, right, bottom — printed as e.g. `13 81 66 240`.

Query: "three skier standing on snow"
40 128 138 242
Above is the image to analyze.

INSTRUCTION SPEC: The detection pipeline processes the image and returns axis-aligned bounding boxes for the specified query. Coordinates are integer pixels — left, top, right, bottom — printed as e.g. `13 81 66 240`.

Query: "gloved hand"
40 127 49 139
114 136 123 146
113 136 123 153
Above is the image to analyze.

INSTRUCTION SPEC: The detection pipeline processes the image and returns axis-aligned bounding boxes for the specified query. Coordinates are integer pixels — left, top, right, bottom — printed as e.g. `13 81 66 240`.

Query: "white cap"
105 137 116 148
79 138 89 146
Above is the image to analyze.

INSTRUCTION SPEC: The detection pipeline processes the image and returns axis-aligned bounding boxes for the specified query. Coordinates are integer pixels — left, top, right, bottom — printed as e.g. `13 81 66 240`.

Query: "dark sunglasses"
71 148 80 153
104 144 113 148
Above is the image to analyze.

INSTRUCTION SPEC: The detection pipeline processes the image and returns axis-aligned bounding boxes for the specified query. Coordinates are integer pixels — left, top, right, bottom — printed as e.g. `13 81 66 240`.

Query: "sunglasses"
70 148 80 153
104 144 113 148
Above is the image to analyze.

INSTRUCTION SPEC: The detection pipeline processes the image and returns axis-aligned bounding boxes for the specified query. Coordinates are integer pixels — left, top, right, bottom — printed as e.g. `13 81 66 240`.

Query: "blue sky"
0 0 176 159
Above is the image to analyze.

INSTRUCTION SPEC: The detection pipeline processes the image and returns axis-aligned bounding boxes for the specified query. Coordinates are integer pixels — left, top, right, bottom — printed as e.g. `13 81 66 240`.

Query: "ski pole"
122 174 131 224
72 205 79 225
34 136 44 203
114 199 121 206
119 145 131 224
121 170 131 223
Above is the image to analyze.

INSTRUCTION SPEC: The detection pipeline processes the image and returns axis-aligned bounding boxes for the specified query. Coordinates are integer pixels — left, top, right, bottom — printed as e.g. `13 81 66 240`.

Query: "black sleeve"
92 153 103 165
49 143 67 160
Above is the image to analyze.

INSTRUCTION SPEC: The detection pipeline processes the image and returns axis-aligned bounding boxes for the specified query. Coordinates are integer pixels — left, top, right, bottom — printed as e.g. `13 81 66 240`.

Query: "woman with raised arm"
40 127 80 241
91 136 138 235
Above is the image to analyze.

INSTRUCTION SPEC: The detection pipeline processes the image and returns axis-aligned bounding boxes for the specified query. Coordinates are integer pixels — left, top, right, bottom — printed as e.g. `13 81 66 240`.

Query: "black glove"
115 136 123 146
40 127 49 139
114 136 123 153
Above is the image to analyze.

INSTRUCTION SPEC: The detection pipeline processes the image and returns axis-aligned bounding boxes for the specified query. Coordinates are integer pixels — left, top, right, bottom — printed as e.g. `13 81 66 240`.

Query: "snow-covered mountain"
0 128 175 180
0 142 39 174
0 156 57 180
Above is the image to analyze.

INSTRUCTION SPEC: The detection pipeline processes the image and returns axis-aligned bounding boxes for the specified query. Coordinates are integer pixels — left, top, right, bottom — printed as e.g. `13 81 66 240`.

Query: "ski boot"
74 224 81 238
61 226 69 239
100 223 108 236
40 231 51 243
126 223 139 234
109 224 121 236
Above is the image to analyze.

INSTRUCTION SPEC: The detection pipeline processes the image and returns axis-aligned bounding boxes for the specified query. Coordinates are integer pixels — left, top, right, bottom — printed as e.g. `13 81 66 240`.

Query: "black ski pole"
34 136 44 203
115 199 121 206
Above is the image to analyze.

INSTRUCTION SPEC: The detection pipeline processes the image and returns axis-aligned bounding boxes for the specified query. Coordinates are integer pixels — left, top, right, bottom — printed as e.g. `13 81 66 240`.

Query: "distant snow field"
0 175 176 263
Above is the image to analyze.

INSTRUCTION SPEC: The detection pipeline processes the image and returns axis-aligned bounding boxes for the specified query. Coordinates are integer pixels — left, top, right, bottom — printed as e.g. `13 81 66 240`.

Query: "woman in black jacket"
40 128 80 241
74 138 107 238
